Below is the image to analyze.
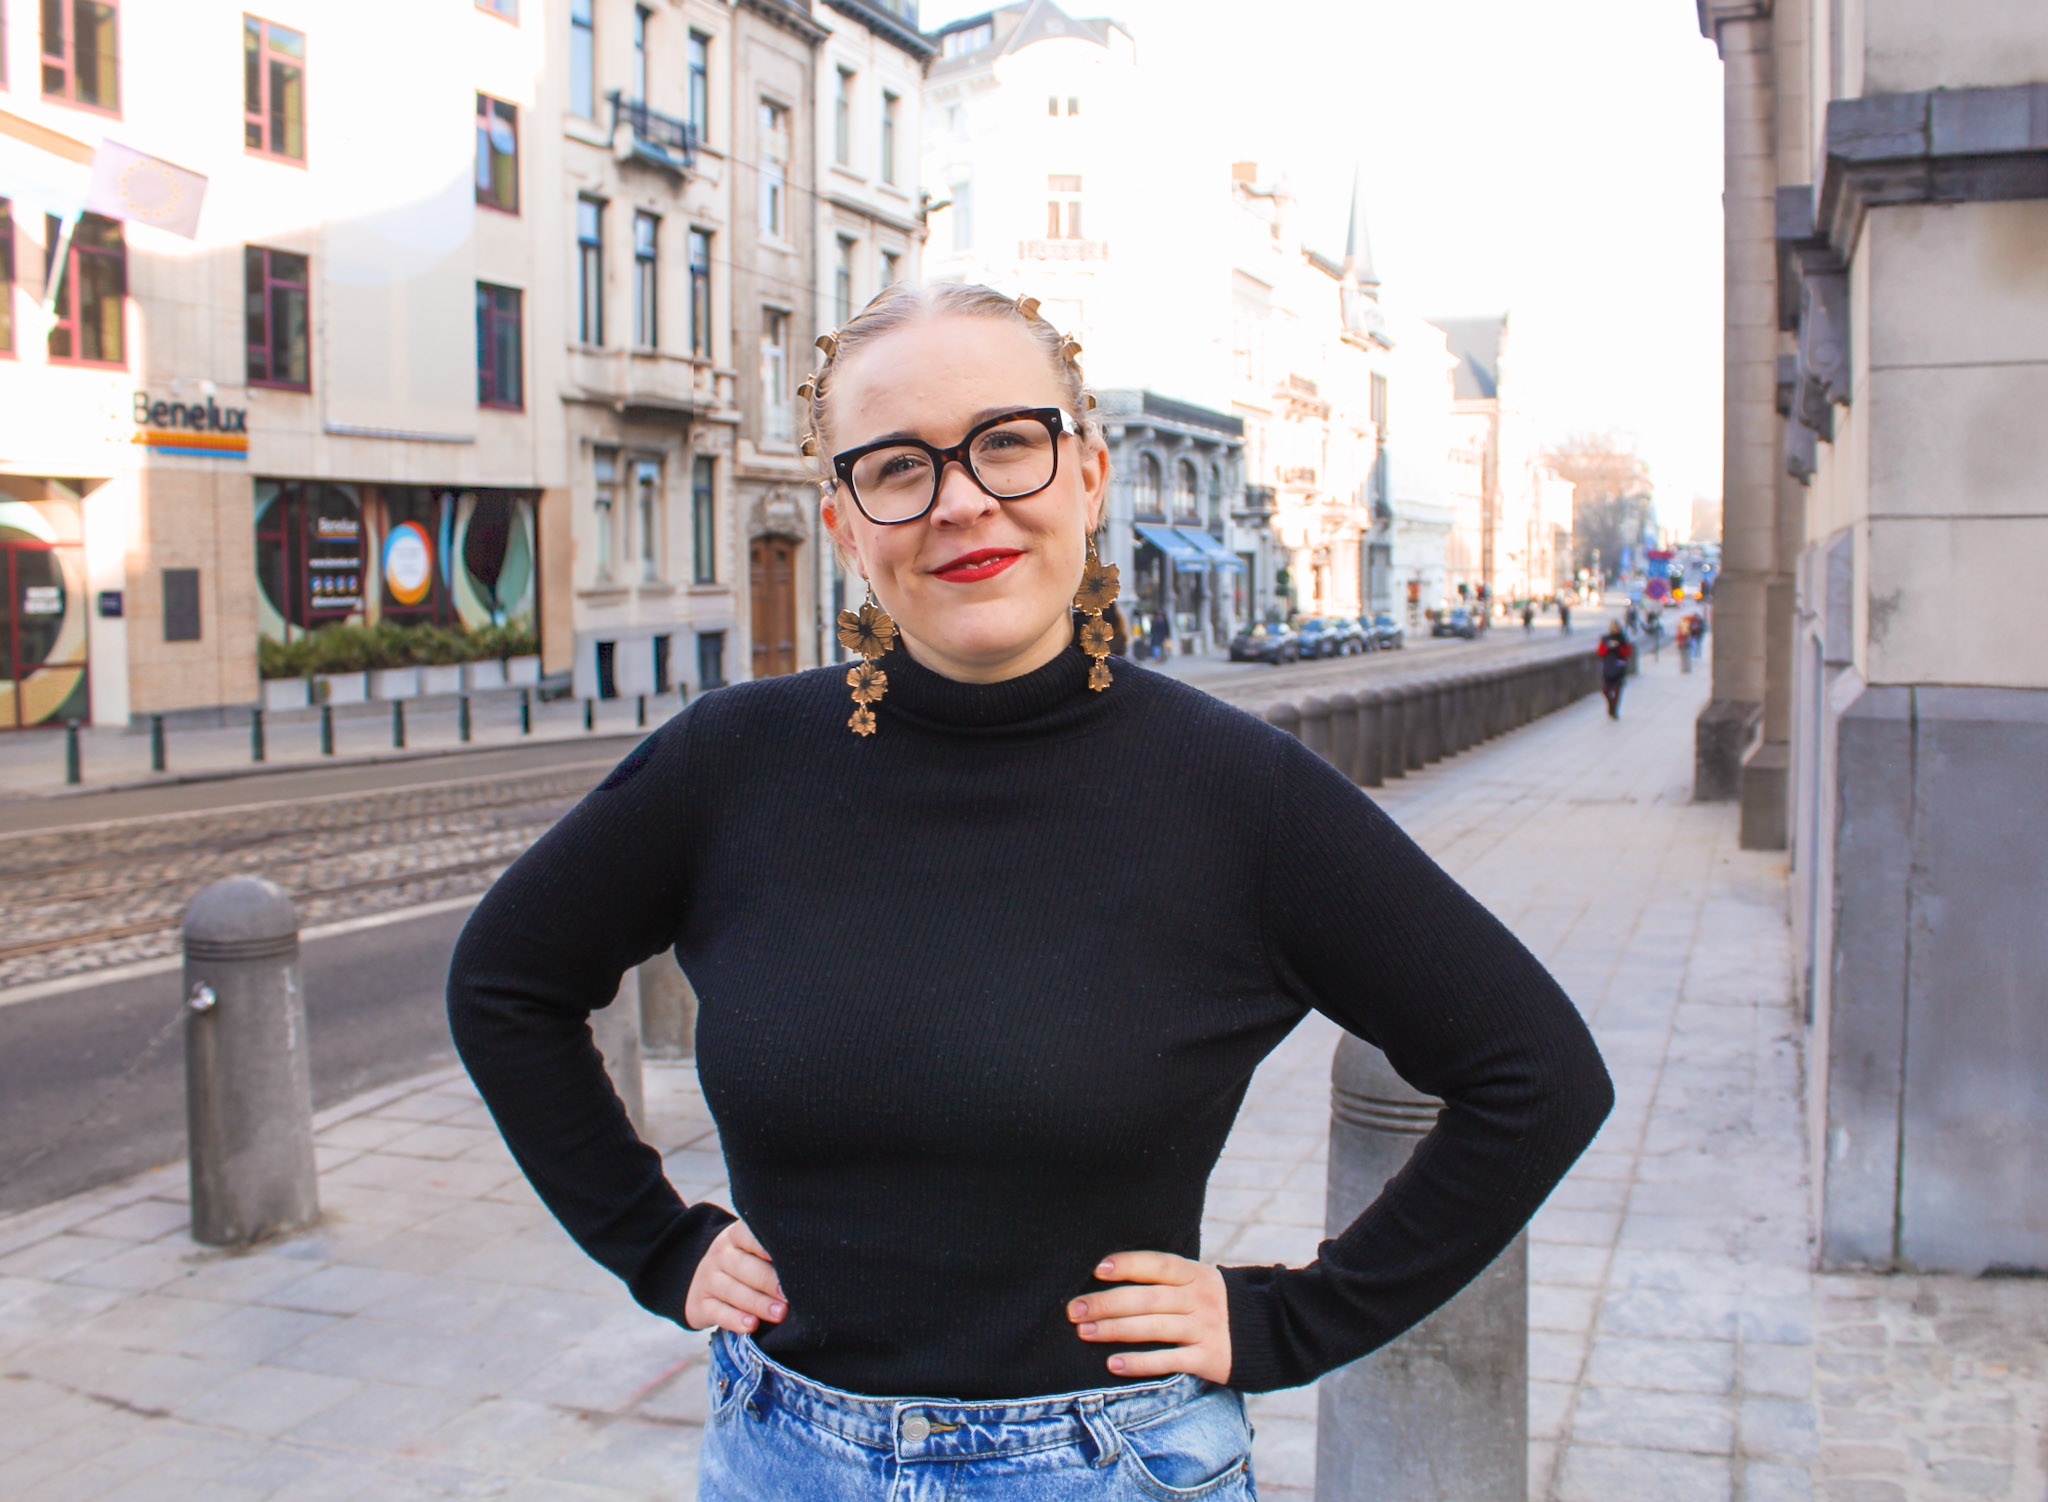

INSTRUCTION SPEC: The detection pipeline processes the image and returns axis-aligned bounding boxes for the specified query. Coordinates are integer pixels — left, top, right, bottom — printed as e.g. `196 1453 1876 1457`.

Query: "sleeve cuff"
627 1202 739 1329
1220 1262 1307 1394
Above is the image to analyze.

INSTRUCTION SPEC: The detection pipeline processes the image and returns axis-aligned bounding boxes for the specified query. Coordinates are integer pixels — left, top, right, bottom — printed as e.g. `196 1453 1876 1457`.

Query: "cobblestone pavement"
4 650 2044 1499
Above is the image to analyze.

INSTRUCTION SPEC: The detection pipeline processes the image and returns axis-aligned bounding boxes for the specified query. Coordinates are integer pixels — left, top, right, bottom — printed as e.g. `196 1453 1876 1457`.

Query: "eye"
876 452 930 480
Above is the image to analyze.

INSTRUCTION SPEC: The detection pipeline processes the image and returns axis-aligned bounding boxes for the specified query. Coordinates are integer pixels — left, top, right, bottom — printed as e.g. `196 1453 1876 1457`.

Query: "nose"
927 457 998 527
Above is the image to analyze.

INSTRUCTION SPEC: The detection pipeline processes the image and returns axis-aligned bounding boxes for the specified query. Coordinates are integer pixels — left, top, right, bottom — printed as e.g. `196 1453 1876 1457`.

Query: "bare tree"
1541 433 1654 580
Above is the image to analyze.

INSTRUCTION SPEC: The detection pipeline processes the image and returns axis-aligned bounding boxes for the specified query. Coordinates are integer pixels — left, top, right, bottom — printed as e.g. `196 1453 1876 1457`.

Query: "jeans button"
901 1413 931 1443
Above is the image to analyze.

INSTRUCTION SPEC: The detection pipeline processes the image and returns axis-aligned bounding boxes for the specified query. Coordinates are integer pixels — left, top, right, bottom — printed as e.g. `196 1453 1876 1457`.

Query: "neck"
895 613 1075 684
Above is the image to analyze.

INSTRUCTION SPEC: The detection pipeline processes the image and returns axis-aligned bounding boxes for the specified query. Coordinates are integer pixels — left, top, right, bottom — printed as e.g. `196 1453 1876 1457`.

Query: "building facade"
1697 0 2048 1273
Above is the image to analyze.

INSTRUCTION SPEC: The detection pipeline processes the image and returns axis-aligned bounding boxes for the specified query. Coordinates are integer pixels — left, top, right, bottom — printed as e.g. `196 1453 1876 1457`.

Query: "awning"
1133 522 1208 569
1175 528 1245 571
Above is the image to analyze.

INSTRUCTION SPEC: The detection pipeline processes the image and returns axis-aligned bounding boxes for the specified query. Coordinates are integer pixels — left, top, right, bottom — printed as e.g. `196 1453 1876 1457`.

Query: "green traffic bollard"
520 689 532 735
65 719 82 785
584 699 595 732
392 700 406 749
458 695 472 743
150 713 166 773
250 706 266 763
320 703 335 756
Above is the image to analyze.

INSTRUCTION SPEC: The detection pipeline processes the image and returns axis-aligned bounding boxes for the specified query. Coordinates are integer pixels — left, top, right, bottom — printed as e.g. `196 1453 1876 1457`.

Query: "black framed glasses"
830 407 1080 525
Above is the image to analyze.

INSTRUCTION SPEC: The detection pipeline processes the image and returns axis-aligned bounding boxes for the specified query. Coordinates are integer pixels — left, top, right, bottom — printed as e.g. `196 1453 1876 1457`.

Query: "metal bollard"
65 719 82 785
183 876 319 1247
1327 691 1359 784
1265 701 1302 743
1319 1036 1527 1501
1299 696 1334 764
1356 689 1385 788
250 706 265 763
584 699 596 733
150 713 166 773
520 688 533 735
459 694 472 743
589 966 647 1134
391 700 406 750
320 703 335 756
1383 685 1409 778
637 694 648 729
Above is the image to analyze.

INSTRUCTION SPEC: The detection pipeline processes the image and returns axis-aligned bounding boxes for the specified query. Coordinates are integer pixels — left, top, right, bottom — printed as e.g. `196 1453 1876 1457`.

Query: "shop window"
243 15 306 163
0 200 13 358
476 94 519 213
577 196 604 345
688 228 712 357
476 282 523 409
45 211 124 367
569 0 594 119
245 245 310 389
255 481 363 631
696 629 726 690
162 568 201 642
42 0 120 114
691 454 715 583
633 211 658 348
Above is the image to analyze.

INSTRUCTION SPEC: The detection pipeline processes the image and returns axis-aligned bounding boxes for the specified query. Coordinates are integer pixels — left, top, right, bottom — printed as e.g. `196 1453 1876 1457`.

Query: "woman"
448 283 1611 1500
1599 621 1634 718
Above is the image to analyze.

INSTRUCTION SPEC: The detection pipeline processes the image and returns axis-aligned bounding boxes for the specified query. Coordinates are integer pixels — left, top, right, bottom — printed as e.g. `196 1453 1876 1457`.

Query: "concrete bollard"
638 947 699 1060
1326 691 1359 784
1416 681 1444 765
1299 696 1334 765
183 876 318 1247
1319 1036 1528 1502
1266 701 1302 742
1387 684 1414 776
590 967 647 1135
1355 689 1385 788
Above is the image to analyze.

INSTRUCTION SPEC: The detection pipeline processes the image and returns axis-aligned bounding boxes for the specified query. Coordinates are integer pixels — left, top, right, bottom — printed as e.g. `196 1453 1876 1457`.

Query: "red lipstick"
932 548 1022 583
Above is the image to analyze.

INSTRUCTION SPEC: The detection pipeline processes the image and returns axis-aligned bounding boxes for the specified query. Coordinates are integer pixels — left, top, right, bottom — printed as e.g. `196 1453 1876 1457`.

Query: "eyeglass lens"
849 417 1059 522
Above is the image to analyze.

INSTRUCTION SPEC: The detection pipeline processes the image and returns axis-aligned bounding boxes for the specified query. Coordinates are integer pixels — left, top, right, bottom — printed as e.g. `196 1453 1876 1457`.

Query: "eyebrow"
851 406 1037 449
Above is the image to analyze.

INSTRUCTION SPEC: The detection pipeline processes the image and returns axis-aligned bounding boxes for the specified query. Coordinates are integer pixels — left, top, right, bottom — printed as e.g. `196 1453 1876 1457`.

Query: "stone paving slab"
5 648 2047 1499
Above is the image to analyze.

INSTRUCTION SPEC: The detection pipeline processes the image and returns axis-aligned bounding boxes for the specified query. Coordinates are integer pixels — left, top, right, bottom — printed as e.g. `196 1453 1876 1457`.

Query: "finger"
1104 1345 1219 1380
1076 1313 1203 1344
728 1221 775 1262
709 1269 787 1323
1095 1251 1196 1287
1069 1284 1188 1322
717 1244 786 1303
698 1296 770 1335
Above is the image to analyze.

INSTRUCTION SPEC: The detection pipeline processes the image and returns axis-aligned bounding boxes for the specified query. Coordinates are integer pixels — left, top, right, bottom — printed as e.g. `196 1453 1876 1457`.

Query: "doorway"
0 507 90 730
749 535 798 678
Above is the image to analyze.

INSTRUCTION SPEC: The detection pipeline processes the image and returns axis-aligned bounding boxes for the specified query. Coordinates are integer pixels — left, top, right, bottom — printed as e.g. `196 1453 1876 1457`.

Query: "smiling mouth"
932 549 1023 583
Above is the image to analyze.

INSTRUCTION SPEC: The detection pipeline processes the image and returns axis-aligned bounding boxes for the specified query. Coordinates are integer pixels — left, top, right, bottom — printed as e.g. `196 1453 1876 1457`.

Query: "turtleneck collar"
878 631 1122 736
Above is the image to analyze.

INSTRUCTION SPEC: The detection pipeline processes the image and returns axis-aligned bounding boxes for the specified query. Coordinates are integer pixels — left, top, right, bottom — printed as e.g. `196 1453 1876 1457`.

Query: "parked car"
1369 613 1406 650
1228 621 1301 664
1292 616 1346 658
1431 606 1480 640
1328 616 1370 654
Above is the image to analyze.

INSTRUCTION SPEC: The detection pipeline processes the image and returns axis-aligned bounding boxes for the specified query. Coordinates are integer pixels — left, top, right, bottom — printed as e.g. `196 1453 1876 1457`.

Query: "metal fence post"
65 719 82 785
150 713 166 773
459 694 472 743
250 706 266 763
320 703 335 756
520 688 533 735
391 700 406 749
183 876 318 1247
1319 1035 1527 1501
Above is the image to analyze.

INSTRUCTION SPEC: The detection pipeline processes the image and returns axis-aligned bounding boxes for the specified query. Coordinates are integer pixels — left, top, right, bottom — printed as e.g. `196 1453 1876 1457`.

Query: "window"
1068 96 1080 115
688 228 712 357
1047 95 1057 117
834 236 854 327
687 30 709 140
654 633 672 693
245 245 309 389
632 4 650 101
593 447 618 581
880 249 899 290
881 92 899 184
1174 459 1198 521
41 0 119 113
635 458 661 581
946 104 962 138
243 15 305 162
476 0 518 18
633 211 659 347
692 454 715 583
759 101 789 238
475 94 518 212
46 211 124 366
697 629 726 690
941 21 992 57
576 197 604 345
948 180 972 252
1136 453 1163 517
0 201 13 358
1209 465 1224 525
569 0 594 118
1370 372 1388 430
834 68 853 167
760 307 790 443
475 282 523 409
1048 175 1082 239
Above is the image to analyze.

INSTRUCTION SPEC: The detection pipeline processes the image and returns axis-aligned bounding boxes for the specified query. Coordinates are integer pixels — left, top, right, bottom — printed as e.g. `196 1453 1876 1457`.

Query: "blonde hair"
799 283 1098 475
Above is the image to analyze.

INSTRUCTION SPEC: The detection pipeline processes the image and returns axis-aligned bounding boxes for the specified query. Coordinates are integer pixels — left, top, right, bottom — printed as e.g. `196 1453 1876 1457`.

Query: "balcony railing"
609 92 697 175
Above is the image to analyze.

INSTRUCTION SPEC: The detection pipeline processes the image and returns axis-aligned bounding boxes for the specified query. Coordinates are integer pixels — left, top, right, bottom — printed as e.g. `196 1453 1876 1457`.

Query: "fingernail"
1080 1322 1098 1337
768 1302 786 1319
741 1315 756 1331
1108 1356 1126 1373
1097 1260 1114 1275
1070 1300 1087 1319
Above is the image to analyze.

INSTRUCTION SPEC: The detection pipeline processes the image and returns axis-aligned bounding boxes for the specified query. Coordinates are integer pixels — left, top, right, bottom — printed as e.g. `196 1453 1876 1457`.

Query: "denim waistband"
710 1330 1212 1465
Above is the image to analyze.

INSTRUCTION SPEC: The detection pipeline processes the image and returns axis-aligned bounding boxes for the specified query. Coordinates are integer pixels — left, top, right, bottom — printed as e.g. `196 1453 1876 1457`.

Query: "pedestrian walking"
448 282 1612 1502
1599 621 1633 718
1522 600 1535 633
1558 598 1573 634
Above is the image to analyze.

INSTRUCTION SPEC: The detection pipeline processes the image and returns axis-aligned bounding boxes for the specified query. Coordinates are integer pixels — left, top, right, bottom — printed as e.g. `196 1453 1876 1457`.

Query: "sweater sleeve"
1219 735 1613 1392
446 717 735 1328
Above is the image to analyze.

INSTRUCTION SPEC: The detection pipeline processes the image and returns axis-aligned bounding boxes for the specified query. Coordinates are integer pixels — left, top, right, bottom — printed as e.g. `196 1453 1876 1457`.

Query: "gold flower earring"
838 583 898 736
1074 534 1120 692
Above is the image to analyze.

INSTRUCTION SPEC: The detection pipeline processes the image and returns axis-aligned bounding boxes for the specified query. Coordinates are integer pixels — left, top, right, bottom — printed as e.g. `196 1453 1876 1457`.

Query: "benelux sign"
131 390 250 459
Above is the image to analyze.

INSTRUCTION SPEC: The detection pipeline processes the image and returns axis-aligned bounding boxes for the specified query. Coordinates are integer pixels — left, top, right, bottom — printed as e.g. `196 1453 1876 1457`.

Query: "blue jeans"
698 1330 1257 1500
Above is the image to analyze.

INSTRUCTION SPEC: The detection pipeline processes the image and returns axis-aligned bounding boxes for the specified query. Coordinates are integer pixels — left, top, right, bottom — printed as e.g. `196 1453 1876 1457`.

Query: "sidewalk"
3 650 2043 1499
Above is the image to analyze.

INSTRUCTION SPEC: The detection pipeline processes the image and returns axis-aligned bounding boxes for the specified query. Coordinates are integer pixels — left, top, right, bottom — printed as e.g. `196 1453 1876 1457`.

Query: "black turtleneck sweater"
447 645 1611 1399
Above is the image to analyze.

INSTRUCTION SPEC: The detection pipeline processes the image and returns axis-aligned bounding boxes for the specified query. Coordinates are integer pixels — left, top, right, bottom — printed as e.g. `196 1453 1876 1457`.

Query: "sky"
916 0 1729 520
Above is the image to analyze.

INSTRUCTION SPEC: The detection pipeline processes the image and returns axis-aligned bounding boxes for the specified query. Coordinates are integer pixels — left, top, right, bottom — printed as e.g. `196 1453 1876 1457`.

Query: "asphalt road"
0 902 475 1216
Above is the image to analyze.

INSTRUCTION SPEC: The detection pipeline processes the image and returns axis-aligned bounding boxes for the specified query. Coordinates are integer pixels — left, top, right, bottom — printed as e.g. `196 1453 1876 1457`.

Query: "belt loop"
730 1334 767 1420
1078 1394 1120 1469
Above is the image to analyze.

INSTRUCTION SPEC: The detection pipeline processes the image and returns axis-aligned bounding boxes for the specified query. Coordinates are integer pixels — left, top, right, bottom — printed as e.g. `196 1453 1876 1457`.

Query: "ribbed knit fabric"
447 643 1612 1399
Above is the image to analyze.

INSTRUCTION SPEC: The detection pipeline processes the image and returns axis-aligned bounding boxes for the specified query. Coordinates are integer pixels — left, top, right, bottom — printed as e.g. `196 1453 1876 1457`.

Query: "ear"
1078 436 1111 535
821 496 865 576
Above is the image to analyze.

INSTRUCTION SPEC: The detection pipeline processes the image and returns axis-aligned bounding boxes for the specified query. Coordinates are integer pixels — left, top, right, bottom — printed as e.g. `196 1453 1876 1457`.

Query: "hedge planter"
463 658 508 692
419 664 465 696
261 677 311 713
317 671 369 706
370 667 421 701
506 655 542 686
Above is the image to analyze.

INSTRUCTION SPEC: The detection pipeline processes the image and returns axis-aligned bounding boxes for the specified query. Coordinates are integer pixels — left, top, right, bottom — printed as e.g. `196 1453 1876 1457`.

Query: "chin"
910 599 1066 670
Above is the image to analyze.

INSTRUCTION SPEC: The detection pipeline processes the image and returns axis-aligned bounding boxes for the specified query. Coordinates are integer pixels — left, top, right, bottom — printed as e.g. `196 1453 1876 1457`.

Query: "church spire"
1345 165 1380 291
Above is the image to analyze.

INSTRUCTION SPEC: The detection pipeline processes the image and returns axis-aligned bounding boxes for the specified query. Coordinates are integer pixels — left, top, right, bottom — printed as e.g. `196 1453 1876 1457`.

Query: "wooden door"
749 536 798 678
